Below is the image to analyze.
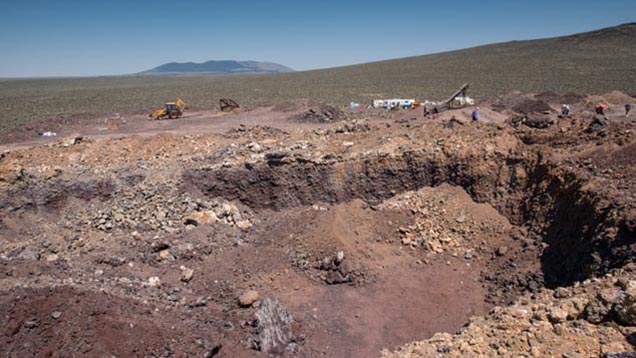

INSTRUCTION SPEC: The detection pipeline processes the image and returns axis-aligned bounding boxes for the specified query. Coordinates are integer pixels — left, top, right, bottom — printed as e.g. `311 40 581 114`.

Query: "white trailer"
373 99 416 109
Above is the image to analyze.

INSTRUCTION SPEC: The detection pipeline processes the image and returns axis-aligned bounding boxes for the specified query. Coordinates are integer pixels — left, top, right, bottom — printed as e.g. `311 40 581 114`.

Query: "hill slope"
138 60 293 75
275 22 636 101
1 23 635 132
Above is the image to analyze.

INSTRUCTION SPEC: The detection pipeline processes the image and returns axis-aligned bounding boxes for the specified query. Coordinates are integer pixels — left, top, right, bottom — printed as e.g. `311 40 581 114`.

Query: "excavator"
150 98 187 120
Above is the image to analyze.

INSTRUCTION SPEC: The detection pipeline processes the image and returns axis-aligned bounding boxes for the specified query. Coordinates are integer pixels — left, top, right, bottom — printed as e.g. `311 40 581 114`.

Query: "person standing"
472 107 479 121
596 103 607 116
626 103 632 117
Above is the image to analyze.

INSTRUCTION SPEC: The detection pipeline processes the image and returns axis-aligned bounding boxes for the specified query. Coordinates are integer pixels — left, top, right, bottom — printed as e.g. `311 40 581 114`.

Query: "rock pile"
224 125 289 139
291 105 347 123
316 251 352 285
509 114 555 129
384 265 636 358
331 120 372 134
77 181 252 233
379 188 483 256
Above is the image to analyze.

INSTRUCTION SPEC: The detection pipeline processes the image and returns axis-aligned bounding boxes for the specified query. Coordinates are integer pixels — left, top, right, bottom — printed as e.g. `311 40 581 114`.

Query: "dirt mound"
493 91 564 115
534 91 587 106
290 104 347 123
512 98 553 114
491 91 534 112
379 185 512 257
583 91 634 113
561 92 587 104
601 91 634 105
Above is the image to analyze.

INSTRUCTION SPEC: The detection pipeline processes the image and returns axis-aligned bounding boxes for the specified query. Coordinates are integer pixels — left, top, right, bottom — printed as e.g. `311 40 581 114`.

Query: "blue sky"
1 0 634 77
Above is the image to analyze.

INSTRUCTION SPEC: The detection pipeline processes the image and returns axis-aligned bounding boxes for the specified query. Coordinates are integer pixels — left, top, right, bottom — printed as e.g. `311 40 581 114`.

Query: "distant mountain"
138 60 293 75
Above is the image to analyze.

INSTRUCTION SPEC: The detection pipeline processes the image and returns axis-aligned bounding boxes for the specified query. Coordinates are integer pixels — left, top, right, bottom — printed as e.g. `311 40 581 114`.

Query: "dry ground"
1 91 636 357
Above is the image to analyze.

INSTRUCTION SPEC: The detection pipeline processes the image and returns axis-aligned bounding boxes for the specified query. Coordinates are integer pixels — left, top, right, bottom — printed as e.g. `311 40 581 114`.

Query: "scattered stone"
62 134 83 146
180 266 194 283
51 311 62 320
239 290 260 307
195 297 208 307
184 210 218 226
496 246 508 256
45 254 59 262
16 248 40 261
325 271 351 285
235 220 252 230
152 242 170 253
605 353 636 358
158 249 175 261
148 276 161 287
204 343 222 357
548 307 569 323
97 256 126 267
553 287 571 299
248 142 263 153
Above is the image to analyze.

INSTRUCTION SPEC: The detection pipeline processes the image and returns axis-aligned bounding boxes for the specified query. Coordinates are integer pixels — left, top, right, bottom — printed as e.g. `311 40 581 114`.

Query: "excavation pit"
178 147 632 355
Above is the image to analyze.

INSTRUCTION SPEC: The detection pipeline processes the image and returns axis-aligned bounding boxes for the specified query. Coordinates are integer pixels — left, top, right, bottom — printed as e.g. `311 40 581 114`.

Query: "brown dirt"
1 92 636 357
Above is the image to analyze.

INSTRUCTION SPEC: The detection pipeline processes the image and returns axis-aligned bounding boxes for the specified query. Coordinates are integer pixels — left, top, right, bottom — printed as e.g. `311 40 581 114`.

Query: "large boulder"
254 298 294 354
614 281 636 326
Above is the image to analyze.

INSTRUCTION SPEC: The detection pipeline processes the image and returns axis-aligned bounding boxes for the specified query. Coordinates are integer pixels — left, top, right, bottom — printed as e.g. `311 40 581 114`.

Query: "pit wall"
184 150 634 287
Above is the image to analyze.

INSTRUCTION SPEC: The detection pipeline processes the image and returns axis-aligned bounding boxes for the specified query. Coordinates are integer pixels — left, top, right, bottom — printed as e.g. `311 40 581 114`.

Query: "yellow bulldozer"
150 98 187 120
